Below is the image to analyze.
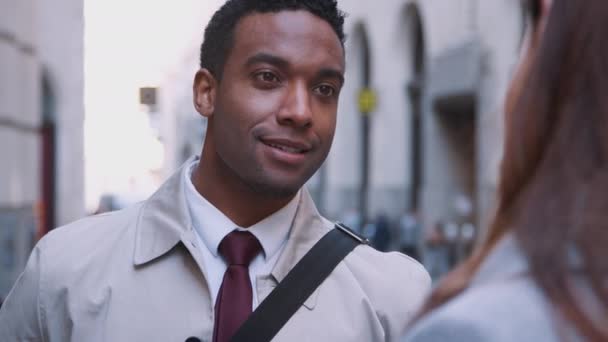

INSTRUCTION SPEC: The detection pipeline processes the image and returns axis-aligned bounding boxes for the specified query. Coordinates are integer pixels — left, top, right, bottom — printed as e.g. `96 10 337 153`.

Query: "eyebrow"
245 52 290 69
245 52 344 85
317 68 345 87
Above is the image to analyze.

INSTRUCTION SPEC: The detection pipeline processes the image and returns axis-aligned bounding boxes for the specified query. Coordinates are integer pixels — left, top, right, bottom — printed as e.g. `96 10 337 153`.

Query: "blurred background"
0 0 528 300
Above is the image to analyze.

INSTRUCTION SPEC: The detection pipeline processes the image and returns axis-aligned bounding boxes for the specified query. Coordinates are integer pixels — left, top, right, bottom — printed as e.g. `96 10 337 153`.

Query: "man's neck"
191 155 296 228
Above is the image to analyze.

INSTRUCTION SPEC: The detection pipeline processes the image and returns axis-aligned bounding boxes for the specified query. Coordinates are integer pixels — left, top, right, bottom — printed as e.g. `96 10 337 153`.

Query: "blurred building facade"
326 0 525 241
159 47 208 177
0 0 85 297
159 0 525 247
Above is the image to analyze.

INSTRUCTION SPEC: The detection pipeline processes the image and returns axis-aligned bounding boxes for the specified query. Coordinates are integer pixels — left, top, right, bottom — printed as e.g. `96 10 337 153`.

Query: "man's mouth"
264 142 305 154
260 138 311 155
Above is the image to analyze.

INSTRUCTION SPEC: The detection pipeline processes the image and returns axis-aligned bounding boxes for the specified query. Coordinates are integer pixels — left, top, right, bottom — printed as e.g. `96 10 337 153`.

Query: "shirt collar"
184 160 299 260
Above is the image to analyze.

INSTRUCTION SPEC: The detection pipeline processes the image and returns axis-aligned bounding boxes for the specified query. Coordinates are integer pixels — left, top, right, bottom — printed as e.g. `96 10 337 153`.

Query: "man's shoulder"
331 221 430 321
345 245 431 299
318 219 430 297
36 203 144 279
303 219 430 337
349 245 428 277
42 202 143 247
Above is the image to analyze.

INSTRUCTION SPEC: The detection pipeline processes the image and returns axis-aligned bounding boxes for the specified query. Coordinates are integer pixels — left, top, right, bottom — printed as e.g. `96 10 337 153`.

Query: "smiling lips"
260 137 312 156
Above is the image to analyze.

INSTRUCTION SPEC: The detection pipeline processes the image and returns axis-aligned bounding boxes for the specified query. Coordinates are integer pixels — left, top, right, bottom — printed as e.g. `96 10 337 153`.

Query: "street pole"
358 88 376 226
360 113 370 225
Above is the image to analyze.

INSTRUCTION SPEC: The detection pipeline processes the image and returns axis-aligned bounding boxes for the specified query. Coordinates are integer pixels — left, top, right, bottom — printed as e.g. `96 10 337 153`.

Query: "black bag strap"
230 223 368 342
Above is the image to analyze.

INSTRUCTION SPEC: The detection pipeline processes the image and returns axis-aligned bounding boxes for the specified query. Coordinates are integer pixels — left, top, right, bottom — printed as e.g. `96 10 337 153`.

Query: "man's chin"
247 178 304 199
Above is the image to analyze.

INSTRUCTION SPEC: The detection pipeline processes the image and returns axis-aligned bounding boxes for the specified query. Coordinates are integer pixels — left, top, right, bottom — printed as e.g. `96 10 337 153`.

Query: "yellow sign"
358 88 377 114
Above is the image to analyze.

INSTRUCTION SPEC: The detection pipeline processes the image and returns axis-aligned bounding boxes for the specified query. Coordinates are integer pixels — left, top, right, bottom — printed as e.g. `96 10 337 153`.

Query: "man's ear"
193 68 217 118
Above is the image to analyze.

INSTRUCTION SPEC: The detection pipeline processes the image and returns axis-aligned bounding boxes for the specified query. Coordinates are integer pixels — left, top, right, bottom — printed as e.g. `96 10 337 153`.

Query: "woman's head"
499 0 608 336
416 0 608 339
500 0 608 243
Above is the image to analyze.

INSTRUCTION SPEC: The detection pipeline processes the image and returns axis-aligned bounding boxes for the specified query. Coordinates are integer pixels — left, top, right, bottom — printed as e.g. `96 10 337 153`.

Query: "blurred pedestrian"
340 207 363 234
403 0 608 341
398 210 422 261
0 1 430 341
371 213 392 252
423 222 450 281
440 221 460 268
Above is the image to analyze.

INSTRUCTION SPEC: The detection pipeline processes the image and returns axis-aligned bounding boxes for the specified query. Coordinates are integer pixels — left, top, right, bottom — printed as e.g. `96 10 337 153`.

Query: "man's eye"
315 85 336 97
256 71 279 83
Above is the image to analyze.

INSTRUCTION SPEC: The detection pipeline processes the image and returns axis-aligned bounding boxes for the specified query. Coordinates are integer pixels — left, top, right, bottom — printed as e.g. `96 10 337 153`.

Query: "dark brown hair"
527 0 541 23
413 0 608 340
199 0 346 80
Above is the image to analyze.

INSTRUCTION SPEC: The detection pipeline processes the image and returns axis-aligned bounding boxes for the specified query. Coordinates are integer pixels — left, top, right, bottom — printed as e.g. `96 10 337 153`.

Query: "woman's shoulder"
402 234 564 342
402 276 561 342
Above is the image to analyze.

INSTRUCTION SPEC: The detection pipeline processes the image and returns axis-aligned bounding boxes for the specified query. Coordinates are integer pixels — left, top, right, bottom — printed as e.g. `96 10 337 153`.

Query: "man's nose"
277 82 313 128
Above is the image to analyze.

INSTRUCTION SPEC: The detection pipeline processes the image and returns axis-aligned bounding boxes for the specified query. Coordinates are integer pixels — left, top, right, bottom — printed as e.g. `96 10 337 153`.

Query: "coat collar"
133 157 330 309
133 158 195 266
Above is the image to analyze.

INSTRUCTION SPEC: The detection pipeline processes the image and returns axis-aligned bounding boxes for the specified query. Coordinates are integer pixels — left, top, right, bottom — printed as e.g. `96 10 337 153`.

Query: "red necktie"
213 231 262 342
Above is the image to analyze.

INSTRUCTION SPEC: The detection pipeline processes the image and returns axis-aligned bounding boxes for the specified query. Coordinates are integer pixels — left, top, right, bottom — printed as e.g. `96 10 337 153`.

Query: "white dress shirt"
183 160 299 308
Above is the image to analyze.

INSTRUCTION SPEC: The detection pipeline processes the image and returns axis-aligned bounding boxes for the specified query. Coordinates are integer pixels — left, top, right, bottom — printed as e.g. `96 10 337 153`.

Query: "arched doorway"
325 22 371 229
428 41 481 266
40 72 57 236
353 23 372 225
403 3 425 212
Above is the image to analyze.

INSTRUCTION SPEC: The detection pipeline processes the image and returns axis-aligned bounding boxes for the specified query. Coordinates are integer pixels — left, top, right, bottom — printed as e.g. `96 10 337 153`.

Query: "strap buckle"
335 222 370 245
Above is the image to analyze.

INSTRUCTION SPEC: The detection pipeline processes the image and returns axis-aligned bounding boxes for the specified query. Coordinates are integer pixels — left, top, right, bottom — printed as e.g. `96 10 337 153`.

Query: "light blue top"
402 234 593 341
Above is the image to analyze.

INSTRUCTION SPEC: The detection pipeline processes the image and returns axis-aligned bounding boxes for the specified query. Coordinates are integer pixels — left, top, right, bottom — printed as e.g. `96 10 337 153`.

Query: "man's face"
199 10 345 197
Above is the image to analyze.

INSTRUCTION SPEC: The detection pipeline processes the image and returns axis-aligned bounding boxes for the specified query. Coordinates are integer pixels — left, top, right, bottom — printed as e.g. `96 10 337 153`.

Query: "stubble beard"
243 163 306 200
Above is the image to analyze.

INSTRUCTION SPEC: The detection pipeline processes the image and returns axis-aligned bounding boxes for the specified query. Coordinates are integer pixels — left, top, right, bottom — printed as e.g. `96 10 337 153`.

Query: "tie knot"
218 231 262 266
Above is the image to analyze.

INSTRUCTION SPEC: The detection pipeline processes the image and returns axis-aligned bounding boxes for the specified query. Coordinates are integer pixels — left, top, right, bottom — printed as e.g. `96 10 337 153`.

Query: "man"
0 1 430 341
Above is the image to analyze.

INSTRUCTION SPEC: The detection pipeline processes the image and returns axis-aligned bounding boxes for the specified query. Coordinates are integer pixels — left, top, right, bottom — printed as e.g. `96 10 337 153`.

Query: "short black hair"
200 0 346 80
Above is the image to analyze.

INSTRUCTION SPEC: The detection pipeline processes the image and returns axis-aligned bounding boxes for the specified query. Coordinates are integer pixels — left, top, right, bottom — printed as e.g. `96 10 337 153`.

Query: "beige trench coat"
0 160 431 342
